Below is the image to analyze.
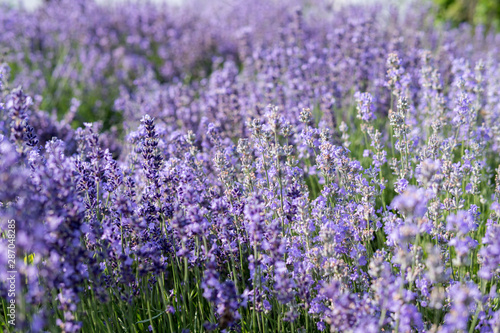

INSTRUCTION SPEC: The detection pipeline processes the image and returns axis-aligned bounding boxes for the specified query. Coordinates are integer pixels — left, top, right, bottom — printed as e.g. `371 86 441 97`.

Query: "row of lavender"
0 0 307 128
1 0 500 332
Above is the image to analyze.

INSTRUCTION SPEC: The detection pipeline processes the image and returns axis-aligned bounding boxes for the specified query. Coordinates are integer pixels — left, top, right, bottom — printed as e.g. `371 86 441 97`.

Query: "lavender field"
1 0 500 332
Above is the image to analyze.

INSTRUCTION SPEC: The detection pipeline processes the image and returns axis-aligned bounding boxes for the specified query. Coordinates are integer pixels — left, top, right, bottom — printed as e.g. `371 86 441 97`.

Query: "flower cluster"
1 0 500 332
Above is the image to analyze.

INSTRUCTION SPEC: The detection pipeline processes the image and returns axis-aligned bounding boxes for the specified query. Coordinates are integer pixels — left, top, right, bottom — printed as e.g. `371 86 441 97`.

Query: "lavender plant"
1 0 500 332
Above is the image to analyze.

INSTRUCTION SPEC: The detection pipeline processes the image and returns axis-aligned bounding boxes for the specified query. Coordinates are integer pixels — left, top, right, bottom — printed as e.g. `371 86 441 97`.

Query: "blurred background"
434 0 500 31
10 0 500 31
13 0 372 9
1 0 498 140
14 0 183 10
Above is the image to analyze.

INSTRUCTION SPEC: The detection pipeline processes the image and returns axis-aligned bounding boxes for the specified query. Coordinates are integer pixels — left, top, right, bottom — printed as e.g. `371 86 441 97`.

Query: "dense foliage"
434 0 500 31
1 0 500 332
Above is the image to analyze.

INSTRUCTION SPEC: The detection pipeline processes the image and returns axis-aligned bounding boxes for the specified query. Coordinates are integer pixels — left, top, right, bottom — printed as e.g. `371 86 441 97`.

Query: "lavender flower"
354 92 376 122
391 186 430 218
478 221 500 280
1 1 500 331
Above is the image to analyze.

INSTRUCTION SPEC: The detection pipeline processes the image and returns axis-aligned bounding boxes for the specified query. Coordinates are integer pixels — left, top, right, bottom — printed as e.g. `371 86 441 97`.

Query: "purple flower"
447 210 477 235
478 222 500 280
395 178 409 194
439 283 481 333
354 92 376 122
391 186 430 217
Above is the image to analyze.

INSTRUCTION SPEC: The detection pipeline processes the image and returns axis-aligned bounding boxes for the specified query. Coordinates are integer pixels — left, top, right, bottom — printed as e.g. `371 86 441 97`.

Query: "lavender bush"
1 0 500 332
